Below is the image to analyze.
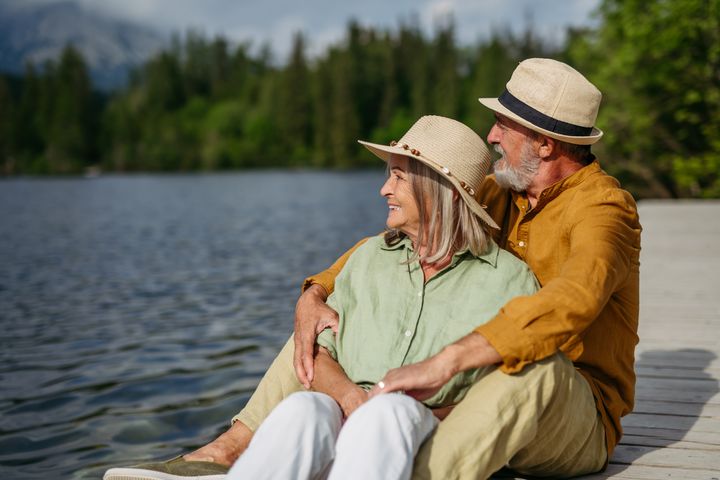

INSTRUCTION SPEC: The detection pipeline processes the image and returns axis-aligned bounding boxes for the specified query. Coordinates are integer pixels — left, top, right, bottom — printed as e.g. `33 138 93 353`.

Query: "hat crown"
357 115 498 228
397 115 491 195
506 58 601 128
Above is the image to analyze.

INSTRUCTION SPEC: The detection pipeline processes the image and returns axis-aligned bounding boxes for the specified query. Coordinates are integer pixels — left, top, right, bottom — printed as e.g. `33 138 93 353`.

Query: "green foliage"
1 46 98 174
0 25 546 175
566 0 720 198
1 5 717 198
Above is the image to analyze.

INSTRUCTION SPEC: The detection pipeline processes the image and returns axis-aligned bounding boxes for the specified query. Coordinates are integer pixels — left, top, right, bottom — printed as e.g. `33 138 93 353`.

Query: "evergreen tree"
102 96 140 171
13 65 43 172
209 36 231 98
430 20 460 118
311 60 334 167
182 31 212 98
46 45 94 173
144 52 185 112
0 76 13 174
278 32 313 163
328 47 360 168
376 31 399 129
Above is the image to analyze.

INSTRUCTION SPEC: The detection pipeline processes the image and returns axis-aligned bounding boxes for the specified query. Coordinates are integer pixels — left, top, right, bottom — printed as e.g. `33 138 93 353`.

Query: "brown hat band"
498 89 594 137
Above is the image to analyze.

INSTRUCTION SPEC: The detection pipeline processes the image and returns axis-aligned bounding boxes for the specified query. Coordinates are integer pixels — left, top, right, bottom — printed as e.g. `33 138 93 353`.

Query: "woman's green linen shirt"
317 234 538 408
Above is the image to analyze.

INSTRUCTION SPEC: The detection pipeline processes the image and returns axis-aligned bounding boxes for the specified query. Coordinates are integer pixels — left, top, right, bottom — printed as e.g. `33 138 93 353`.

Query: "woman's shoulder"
333 234 405 291
465 241 538 288
341 234 396 267
348 233 386 256
494 245 530 268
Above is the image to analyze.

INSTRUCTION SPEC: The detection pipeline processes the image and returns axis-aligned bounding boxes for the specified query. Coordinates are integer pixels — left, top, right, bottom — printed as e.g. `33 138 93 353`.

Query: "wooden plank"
631 399 720 417
632 376 719 392
621 426 720 446
633 387 720 404
492 464 720 480
609 444 720 470
622 413 720 432
635 366 720 381
580 463 720 480
619 434 720 452
636 351 720 364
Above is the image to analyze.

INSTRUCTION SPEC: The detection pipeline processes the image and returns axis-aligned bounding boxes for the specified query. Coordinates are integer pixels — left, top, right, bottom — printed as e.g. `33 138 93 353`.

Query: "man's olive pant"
232 337 607 479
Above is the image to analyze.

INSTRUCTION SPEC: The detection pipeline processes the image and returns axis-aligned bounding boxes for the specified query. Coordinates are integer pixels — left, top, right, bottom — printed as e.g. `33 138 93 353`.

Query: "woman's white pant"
227 391 439 480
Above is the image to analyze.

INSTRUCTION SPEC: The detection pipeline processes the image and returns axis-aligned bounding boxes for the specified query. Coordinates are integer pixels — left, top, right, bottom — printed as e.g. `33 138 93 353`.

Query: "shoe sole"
103 467 227 480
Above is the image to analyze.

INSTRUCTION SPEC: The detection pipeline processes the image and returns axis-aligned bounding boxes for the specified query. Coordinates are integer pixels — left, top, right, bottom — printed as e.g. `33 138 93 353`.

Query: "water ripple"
0 171 386 479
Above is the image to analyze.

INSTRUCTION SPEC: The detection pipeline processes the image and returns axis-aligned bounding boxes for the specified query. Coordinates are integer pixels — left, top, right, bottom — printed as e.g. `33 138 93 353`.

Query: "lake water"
0 171 387 479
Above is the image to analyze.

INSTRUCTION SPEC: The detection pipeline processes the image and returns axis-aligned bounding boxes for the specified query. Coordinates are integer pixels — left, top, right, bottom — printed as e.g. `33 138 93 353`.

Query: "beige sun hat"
479 58 603 145
358 115 499 229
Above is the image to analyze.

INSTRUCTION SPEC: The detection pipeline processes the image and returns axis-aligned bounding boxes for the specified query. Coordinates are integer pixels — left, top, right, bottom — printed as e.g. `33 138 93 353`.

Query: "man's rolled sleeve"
476 188 641 374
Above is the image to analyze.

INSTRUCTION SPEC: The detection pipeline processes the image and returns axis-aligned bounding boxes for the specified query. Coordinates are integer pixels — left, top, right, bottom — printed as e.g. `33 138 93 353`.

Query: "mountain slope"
0 1 167 90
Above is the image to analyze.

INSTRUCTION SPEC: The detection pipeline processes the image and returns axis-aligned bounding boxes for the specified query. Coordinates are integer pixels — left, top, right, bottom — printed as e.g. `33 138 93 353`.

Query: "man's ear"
537 136 555 159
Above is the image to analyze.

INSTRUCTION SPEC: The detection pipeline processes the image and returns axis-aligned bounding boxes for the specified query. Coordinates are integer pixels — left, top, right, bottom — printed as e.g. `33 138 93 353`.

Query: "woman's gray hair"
384 157 491 264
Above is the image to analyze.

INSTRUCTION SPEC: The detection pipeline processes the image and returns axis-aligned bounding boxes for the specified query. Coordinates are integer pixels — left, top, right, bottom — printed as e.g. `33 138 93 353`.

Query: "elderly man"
106 58 641 480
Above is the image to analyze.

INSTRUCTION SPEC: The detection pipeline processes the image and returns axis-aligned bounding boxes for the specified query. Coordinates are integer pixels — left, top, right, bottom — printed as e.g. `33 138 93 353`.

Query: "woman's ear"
452 189 460 201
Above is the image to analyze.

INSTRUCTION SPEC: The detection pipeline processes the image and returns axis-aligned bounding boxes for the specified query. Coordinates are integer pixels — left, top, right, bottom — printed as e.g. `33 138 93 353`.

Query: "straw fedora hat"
479 58 603 145
358 115 499 229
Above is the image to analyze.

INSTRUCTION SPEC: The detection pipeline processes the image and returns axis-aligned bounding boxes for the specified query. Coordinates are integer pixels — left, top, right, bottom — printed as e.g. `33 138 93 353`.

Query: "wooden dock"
501 201 720 479
584 201 720 479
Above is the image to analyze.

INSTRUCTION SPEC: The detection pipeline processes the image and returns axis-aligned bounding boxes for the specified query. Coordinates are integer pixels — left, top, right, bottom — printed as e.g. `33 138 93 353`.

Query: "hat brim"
478 97 603 145
358 140 499 230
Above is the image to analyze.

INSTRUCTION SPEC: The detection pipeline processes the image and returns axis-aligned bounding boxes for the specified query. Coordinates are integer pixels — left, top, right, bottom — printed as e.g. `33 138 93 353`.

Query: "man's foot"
103 456 229 480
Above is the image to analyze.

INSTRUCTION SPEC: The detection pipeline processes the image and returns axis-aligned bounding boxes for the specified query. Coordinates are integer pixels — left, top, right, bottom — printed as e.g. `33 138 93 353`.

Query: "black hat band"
498 89 594 137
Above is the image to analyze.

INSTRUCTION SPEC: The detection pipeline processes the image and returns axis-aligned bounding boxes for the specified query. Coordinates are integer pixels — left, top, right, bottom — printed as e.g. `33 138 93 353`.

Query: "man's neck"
525 155 585 208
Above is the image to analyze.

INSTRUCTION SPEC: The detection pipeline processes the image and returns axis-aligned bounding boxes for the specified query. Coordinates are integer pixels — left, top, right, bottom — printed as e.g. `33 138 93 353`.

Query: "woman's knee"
348 393 429 428
271 391 339 423
285 391 337 412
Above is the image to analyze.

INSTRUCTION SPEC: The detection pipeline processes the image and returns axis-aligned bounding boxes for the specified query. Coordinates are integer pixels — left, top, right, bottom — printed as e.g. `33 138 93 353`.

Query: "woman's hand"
338 386 370 419
294 284 339 388
311 347 368 419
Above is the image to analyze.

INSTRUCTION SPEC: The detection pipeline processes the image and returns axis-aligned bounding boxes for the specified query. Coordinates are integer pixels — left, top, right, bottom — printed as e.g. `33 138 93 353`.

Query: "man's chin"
494 171 525 192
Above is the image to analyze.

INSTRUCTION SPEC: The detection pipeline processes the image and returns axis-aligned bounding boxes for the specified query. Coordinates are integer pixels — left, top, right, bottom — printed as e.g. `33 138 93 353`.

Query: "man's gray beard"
493 143 541 192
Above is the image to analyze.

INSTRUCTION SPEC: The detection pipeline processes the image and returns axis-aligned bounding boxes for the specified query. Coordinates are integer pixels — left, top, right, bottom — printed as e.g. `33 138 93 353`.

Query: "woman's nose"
380 177 393 197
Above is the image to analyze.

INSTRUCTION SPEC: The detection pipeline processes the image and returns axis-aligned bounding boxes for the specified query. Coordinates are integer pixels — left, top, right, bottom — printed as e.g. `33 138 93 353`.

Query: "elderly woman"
226 116 538 480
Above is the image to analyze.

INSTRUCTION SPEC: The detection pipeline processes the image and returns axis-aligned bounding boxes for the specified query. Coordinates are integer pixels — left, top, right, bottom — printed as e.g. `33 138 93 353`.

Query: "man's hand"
369 332 502 400
294 284 339 388
368 354 456 401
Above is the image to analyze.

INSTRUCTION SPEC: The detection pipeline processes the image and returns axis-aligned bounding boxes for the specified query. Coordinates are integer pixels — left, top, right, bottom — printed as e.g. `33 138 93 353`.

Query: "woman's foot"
182 421 253 466
103 422 253 480
103 456 228 480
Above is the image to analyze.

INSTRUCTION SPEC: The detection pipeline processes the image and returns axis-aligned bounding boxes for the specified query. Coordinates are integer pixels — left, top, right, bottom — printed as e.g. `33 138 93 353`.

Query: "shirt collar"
380 234 500 267
379 234 411 251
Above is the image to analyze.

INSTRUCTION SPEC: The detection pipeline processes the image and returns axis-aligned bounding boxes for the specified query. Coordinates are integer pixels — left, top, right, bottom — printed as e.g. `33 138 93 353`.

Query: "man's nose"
487 123 501 144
